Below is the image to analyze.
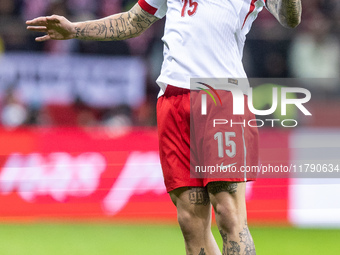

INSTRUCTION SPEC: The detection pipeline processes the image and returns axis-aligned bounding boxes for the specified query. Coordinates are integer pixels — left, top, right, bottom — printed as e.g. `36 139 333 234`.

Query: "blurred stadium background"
0 0 340 254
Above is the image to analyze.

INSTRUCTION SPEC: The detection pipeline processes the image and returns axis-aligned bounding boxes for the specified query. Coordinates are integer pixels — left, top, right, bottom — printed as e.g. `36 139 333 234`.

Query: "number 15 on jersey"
181 0 198 17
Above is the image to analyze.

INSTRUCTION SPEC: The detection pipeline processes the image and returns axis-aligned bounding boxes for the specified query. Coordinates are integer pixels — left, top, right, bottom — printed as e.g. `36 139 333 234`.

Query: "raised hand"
26 15 76 42
266 0 301 28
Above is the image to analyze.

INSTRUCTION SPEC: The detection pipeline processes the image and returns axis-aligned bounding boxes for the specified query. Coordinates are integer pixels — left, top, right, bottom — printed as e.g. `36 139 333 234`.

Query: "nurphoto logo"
194 78 312 128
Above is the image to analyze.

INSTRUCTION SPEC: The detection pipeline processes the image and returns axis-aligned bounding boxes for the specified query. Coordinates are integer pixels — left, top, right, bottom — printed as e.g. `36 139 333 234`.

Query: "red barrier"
0 127 289 224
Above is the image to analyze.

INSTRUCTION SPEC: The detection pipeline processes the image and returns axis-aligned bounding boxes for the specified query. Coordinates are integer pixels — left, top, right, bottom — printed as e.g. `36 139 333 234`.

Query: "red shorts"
157 85 258 192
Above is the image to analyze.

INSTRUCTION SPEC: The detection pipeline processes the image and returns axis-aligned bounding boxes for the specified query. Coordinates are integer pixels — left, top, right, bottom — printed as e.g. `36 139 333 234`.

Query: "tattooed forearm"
109 19 115 39
266 0 301 28
207 182 238 195
75 3 159 41
188 187 210 205
75 22 107 40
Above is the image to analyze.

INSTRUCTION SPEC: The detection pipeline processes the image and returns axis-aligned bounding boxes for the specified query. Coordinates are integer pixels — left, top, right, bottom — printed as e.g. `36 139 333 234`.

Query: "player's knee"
177 211 196 240
214 203 243 234
177 210 206 241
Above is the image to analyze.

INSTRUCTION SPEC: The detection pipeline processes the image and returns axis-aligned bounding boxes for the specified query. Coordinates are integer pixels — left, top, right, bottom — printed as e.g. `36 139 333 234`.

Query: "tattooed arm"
266 0 302 28
26 3 159 42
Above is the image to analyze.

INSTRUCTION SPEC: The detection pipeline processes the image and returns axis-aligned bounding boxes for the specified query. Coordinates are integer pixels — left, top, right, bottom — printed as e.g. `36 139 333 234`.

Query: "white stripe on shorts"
241 125 247 181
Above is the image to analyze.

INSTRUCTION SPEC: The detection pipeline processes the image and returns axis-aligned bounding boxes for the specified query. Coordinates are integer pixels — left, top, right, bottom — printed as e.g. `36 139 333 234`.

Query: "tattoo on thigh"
208 182 238 195
188 188 210 205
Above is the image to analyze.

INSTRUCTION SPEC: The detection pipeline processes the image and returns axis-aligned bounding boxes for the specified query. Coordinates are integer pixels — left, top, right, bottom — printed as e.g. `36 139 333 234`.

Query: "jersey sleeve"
260 0 267 8
138 0 167 19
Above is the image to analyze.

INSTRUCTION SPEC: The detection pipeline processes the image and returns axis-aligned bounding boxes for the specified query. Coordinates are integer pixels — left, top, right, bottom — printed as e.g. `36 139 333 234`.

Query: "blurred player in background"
26 0 301 254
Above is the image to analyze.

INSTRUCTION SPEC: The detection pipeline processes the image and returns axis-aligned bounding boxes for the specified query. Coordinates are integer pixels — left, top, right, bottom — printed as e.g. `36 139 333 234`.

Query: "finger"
35 35 51 42
46 15 61 23
26 17 48 26
27 26 48 33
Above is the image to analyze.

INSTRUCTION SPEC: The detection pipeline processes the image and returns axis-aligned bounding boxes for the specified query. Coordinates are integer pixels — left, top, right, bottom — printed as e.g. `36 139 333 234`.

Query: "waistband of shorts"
163 84 190 97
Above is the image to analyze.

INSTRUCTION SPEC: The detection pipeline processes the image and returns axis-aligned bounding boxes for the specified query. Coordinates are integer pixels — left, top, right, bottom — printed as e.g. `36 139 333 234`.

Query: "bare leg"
169 187 221 255
207 182 256 255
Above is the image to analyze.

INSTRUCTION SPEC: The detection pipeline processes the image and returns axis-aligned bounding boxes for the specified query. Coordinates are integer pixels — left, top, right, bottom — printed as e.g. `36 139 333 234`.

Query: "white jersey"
138 0 266 94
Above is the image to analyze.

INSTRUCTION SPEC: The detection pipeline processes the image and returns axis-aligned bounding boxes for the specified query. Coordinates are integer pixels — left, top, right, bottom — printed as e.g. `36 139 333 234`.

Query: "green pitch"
0 223 339 255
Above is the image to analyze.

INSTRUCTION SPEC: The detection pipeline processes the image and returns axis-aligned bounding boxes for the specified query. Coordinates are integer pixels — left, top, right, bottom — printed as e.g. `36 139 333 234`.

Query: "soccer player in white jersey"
27 1 301 254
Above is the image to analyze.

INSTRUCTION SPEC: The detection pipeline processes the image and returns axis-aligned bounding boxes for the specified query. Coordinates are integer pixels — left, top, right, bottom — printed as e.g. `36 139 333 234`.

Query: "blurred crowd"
0 0 340 128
